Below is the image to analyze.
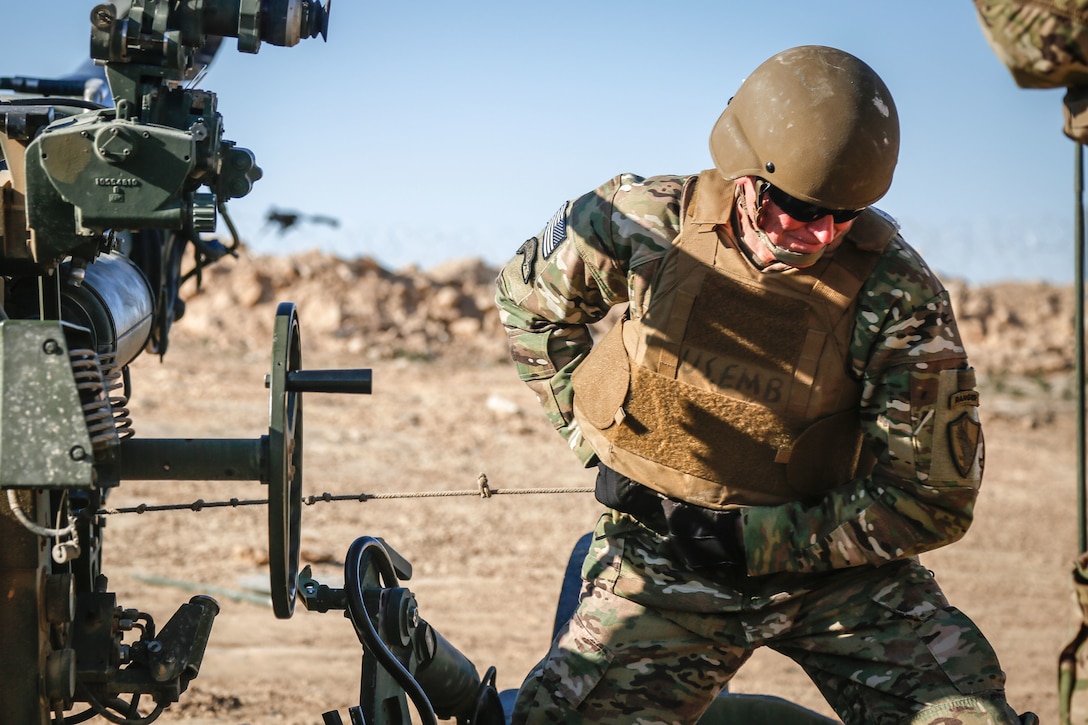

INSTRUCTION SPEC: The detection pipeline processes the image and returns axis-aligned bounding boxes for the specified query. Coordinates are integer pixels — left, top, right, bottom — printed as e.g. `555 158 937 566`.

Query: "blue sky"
0 2 1078 284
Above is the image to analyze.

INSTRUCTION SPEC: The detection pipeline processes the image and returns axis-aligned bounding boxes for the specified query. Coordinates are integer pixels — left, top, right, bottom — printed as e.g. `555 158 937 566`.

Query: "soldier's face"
737 177 855 268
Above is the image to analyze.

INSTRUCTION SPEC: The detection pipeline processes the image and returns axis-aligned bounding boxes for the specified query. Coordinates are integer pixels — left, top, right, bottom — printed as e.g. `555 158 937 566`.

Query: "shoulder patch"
948 413 982 478
950 390 979 410
517 236 539 284
542 204 567 258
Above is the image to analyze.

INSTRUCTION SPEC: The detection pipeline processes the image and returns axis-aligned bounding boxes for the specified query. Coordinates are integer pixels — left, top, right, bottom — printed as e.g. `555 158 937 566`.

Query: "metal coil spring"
69 348 119 449
99 351 133 439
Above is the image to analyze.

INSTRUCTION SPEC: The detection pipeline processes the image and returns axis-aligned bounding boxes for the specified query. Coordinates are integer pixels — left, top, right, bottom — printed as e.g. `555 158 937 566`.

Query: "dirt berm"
101 247 1081 723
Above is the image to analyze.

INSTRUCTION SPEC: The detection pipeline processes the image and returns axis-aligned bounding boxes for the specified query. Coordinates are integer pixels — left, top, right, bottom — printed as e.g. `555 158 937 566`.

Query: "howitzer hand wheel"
268 302 304 618
119 302 371 619
266 302 373 618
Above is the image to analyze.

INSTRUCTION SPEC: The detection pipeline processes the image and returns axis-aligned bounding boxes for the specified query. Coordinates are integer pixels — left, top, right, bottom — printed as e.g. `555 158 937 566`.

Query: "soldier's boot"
1018 713 1039 725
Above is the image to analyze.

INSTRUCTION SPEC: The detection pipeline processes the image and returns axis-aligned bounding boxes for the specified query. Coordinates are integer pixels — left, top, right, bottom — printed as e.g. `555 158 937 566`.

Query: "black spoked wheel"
268 302 303 619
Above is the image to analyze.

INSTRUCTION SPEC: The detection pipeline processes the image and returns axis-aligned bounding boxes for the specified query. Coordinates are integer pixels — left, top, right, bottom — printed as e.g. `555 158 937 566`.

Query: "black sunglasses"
764 183 864 224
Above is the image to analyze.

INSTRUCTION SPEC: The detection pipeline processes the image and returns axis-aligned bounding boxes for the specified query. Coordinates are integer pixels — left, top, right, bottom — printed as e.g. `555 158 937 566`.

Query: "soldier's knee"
907 693 1034 725
508 663 551 725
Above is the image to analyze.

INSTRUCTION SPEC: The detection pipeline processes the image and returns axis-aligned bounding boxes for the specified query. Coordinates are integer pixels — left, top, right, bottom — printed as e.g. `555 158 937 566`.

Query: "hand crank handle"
269 369 372 394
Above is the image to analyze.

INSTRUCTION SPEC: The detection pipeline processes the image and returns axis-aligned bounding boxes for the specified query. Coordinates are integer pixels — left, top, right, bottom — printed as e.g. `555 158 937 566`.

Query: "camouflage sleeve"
494 173 682 465
743 237 982 576
974 0 1088 89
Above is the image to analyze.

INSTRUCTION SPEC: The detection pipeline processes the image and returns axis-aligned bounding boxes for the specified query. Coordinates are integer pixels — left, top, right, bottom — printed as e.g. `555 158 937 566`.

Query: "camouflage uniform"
973 0 1088 88
496 173 1022 724
973 0 1088 141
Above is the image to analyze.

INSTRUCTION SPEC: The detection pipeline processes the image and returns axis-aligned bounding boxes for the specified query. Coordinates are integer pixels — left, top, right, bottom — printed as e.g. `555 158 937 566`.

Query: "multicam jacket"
495 172 984 577
974 0 1088 88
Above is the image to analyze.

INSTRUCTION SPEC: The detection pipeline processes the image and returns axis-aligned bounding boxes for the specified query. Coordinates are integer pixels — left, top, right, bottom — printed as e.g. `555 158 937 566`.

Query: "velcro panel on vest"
683 272 809 390
610 364 798 506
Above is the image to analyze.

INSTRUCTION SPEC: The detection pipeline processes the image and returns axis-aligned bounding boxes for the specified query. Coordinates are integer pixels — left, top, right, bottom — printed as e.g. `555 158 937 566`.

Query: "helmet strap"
757 233 826 267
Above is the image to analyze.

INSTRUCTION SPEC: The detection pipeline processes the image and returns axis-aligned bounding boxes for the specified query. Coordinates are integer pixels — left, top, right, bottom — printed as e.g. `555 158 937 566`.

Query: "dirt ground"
89 254 1084 724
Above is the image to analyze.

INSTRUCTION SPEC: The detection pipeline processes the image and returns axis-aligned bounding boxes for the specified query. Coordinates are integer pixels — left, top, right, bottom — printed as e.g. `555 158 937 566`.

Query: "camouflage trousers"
511 511 1022 725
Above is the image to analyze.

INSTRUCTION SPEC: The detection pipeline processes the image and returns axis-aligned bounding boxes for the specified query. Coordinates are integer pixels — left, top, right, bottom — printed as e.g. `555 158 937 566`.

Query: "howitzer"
0 2 501 723
0 0 328 719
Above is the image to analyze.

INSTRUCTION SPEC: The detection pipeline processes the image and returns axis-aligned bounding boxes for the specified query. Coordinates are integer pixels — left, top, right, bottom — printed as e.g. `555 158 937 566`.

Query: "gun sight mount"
0 3 350 722
91 0 331 64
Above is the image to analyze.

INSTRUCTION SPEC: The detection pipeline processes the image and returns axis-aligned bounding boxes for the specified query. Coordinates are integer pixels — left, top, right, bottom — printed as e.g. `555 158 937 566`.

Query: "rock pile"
945 279 1074 377
175 247 508 363
172 247 1077 378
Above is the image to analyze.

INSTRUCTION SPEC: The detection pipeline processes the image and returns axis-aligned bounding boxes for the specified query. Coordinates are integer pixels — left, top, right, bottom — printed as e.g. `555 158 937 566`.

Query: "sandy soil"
51 248 1079 724
87 318 1080 724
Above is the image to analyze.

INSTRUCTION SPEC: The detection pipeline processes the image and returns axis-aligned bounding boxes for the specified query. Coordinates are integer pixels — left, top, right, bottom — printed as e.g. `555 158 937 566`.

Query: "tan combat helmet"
710 45 900 211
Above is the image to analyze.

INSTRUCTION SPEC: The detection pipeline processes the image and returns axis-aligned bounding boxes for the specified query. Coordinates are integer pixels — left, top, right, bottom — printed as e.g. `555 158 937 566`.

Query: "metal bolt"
42 339 62 355
69 446 87 461
91 6 114 30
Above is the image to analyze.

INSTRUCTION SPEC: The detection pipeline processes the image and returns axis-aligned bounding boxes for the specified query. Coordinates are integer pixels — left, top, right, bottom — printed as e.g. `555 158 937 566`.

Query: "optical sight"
90 0 332 66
